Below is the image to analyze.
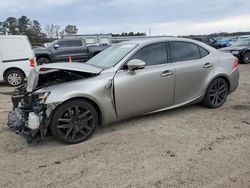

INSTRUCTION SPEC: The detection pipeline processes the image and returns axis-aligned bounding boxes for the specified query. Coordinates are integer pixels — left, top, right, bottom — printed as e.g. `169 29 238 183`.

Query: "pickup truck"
34 39 109 65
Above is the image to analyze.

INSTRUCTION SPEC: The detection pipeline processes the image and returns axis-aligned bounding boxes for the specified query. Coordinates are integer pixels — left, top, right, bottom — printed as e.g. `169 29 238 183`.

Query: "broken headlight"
36 92 50 103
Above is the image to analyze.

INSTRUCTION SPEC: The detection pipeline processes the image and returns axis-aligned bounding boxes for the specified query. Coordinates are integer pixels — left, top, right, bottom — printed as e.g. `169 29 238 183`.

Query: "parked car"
214 38 231 48
220 38 250 64
0 35 36 86
190 37 221 49
8 38 239 144
34 39 109 65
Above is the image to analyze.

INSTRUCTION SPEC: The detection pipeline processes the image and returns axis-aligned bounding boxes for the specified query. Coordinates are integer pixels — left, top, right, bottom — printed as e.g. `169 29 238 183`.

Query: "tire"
203 78 229 108
5 70 24 87
242 51 250 64
50 99 98 144
37 57 51 65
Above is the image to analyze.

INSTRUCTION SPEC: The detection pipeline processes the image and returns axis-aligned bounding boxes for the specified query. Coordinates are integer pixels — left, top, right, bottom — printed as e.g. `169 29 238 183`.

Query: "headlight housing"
232 50 240 55
36 92 50 103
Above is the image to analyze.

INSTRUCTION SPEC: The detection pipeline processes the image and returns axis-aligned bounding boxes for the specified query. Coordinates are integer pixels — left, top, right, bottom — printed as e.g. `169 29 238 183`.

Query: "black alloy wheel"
242 51 250 64
37 57 51 65
203 78 229 108
50 99 98 144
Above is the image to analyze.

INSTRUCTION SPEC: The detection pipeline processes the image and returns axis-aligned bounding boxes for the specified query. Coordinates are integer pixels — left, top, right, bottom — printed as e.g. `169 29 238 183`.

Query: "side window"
199 47 209 58
57 41 68 47
131 43 168 66
170 41 200 62
68 40 83 47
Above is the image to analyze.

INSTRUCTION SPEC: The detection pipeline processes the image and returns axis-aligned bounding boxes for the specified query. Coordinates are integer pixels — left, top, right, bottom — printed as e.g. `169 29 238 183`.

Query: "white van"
0 35 36 86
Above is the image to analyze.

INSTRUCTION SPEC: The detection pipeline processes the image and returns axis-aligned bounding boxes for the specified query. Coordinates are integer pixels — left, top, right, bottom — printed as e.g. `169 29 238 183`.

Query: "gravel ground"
0 65 249 188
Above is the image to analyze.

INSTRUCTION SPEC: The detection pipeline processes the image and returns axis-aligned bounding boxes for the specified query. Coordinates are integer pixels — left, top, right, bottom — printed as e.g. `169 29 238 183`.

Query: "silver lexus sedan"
8 38 239 144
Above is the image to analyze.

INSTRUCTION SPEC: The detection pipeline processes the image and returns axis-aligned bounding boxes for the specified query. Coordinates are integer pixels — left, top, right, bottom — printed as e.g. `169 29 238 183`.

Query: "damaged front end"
7 63 102 143
8 84 52 143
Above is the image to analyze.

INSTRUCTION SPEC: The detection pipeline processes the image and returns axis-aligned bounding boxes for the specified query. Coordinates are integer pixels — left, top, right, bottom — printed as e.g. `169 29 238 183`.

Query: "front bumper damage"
7 85 54 143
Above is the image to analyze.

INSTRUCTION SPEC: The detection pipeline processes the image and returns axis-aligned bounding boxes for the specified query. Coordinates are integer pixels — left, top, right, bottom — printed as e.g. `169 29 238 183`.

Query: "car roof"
120 37 219 54
121 37 203 45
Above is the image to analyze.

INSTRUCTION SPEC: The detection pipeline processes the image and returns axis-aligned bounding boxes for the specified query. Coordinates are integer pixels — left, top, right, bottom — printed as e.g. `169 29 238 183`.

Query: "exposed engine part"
36 70 95 89
7 87 54 143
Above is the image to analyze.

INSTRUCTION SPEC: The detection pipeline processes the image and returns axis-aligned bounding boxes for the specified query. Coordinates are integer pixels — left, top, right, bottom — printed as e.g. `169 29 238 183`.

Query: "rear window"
199 47 209 58
68 40 83 47
57 40 83 47
170 41 200 62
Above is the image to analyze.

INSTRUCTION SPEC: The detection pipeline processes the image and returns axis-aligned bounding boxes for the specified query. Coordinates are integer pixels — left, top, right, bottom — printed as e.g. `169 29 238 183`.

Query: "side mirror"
54 44 59 49
127 59 146 71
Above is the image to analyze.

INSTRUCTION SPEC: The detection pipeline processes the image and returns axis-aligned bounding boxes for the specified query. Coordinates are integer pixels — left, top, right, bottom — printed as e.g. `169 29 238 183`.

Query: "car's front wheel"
50 99 98 144
203 78 229 108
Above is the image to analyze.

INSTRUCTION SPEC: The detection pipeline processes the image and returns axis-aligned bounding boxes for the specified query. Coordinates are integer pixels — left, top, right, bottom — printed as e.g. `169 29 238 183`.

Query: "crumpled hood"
38 62 102 73
27 63 102 92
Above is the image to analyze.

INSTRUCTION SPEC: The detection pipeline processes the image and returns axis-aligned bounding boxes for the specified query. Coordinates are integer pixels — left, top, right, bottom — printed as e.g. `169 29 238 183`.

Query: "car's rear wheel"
5 70 24 86
203 78 229 108
242 51 250 64
50 99 98 144
37 57 51 65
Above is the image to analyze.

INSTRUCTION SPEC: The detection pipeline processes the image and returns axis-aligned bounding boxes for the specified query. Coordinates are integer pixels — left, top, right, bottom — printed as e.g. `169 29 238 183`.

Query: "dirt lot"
0 65 249 188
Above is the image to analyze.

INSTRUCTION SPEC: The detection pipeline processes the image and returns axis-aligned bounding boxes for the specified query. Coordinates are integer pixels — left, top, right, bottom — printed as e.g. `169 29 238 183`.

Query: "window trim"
119 42 170 70
169 40 203 63
198 46 210 58
56 40 83 48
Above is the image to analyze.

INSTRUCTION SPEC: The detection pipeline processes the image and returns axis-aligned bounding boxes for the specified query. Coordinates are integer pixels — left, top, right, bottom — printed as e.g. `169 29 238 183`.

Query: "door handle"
203 62 213 68
161 70 174 77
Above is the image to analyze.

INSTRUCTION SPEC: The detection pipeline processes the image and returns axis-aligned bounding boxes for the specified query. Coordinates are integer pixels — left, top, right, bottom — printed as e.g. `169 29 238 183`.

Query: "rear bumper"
229 68 240 94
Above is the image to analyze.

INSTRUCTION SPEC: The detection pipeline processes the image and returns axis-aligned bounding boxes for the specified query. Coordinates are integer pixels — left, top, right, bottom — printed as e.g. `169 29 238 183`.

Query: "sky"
0 0 250 36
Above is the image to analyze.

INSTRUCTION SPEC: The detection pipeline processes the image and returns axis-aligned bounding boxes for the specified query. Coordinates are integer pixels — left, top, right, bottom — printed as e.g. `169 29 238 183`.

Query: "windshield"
86 43 138 69
231 38 250 47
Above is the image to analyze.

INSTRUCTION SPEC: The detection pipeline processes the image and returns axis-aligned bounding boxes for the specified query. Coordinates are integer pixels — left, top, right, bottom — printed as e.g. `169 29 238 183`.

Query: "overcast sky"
0 0 250 35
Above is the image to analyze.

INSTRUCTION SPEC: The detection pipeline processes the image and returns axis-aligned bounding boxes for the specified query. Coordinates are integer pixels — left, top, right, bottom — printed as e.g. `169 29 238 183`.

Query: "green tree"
0 22 3 34
5 17 19 34
33 20 42 33
65 25 78 35
18 16 30 34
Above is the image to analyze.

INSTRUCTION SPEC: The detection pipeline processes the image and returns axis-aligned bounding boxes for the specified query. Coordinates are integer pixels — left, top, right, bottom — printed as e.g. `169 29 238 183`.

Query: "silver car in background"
8 38 239 144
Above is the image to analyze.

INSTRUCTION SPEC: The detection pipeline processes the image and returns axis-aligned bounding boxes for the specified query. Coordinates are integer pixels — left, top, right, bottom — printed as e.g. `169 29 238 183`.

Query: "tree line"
0 16 78 44
181 31 250 38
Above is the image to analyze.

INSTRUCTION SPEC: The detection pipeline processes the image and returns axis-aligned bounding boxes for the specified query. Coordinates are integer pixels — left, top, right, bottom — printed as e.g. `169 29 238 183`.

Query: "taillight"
232 57 238 70
29 58 36 67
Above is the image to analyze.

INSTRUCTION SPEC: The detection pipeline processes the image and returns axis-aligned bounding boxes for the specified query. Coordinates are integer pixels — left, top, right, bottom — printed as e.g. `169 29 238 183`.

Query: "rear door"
169 41 215 104
114 42 175 118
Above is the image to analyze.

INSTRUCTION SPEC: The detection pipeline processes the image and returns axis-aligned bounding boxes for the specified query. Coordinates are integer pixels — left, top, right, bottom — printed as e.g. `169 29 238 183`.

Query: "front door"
114 42 175 118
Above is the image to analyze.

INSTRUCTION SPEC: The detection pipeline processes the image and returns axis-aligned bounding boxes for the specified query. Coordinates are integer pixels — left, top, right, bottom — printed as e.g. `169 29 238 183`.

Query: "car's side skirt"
142 95 204 116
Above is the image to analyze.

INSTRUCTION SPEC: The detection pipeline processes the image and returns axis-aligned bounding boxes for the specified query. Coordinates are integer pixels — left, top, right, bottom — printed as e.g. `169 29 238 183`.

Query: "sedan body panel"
114 64 175 118
174 56 215 104
37 72 117 125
